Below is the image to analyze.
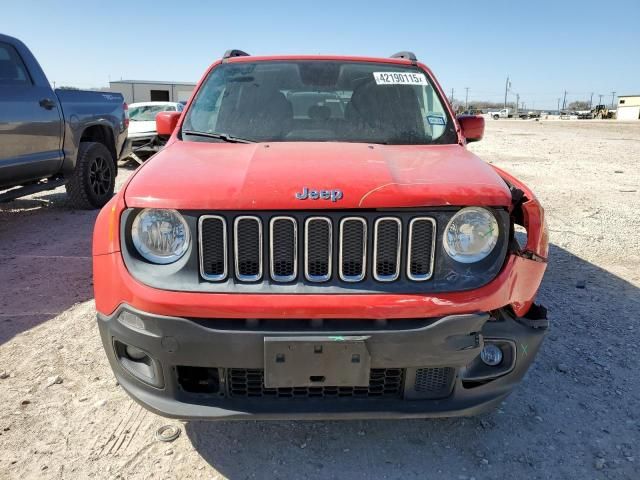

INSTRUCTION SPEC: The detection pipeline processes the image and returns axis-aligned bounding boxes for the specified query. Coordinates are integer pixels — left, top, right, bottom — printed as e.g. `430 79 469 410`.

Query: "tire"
493 114 499 120
65 142 116 209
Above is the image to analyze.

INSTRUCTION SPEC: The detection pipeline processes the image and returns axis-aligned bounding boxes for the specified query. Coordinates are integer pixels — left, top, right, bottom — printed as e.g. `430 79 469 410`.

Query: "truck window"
0 42 31 86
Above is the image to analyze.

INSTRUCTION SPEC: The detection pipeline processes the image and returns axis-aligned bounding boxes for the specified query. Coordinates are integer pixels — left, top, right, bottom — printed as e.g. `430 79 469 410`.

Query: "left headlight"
443 207 499 263
131 208 190 264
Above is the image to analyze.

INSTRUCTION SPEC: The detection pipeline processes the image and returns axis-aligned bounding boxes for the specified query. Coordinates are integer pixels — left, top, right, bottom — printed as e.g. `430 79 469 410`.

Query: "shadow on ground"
0 163 137 345
0 193 97 344
184 243 640 479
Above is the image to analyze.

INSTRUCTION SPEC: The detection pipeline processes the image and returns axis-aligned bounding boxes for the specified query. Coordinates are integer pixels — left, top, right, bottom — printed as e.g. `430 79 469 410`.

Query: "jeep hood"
124 141 512 209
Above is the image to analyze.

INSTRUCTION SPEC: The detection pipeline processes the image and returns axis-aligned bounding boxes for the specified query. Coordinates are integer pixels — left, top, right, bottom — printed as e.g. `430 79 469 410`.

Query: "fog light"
480 344 503 366
125 345 148 361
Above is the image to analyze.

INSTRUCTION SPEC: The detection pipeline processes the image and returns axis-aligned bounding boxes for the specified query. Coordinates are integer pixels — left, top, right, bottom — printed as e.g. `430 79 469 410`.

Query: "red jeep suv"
93 50 548 420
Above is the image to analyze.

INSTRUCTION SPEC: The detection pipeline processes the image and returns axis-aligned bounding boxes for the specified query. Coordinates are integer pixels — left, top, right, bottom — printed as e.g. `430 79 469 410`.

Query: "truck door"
0 40 63 189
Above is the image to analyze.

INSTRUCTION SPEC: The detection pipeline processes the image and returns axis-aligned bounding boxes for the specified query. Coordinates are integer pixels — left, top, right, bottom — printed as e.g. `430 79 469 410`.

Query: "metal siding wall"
617 106 640 121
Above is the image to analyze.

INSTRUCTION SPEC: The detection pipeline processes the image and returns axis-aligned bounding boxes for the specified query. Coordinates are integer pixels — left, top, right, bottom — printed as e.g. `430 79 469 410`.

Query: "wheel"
66 142 115 209
493 114 499 120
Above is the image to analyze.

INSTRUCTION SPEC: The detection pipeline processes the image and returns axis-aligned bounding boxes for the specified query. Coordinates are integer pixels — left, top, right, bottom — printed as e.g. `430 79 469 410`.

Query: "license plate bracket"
263 336 371 388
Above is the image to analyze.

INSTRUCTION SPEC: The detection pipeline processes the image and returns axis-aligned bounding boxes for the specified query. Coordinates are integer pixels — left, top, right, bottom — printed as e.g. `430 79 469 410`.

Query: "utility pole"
516 93 520 115
504 76 510 108
450 87 454 105
611 91 616 108
589 92 594 109
562 90 567 110
465 87 469 110
598 94 603 105
557 98 560 112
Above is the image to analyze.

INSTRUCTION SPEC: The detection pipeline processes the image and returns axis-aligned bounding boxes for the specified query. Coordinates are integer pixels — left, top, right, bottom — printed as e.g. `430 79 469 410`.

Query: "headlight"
443 207 499 263
131 209 190 264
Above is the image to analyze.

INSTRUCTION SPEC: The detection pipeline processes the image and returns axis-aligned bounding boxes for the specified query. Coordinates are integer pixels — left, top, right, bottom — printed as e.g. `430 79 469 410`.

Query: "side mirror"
457 115 485 142
156 111 181 137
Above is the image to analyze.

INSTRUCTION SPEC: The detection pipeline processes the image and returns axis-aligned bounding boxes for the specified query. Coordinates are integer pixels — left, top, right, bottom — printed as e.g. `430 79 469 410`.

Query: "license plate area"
264 336 371 388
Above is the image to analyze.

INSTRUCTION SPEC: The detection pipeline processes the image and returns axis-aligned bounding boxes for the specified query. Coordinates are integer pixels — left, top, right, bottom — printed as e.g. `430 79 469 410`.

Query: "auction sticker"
427 115 445 125
373 72 428 85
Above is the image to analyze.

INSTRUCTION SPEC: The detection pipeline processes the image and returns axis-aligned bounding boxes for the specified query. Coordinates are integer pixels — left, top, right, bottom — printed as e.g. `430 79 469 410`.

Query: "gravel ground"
0 120 639 479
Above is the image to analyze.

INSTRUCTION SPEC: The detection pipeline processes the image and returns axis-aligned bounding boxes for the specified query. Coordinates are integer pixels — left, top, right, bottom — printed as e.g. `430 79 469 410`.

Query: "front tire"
493 114 499 120
66 142 116 209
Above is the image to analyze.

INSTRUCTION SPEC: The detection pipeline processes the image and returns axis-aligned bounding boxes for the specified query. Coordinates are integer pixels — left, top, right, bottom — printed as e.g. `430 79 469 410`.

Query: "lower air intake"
405 367 456 400
227 368 403 398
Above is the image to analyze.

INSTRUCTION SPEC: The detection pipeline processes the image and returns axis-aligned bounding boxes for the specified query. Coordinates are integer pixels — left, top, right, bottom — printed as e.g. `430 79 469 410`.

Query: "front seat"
346 81 426 143
215 83 293 140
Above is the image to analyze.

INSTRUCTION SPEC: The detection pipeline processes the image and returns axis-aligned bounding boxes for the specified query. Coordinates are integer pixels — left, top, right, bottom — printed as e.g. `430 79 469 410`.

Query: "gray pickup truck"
0 33 129 208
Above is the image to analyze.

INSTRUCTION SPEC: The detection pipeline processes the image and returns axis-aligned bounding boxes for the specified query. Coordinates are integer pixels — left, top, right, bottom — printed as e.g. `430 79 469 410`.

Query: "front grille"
270 217 297 281
414 367 455 399
234 216 262 281
339 217 367 281
373 218 402 281
305 217 332 281
199 213 436 284
199 216 227 281
227 368 404 398
407 218 436 280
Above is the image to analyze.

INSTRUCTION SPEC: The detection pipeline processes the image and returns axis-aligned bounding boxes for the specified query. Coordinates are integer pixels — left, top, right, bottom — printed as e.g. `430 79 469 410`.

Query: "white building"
616 95 640 121
109 80 196 104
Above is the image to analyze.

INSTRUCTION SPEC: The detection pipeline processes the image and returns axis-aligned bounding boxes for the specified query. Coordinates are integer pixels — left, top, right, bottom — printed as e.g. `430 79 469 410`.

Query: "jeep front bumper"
97 305 547 420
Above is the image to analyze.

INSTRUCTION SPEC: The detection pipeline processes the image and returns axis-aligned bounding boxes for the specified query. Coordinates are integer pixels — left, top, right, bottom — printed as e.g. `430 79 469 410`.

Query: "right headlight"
131 208 190 264
443 207 499 263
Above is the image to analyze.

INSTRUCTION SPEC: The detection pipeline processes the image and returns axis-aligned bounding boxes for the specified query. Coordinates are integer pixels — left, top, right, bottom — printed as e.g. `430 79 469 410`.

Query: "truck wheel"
66 142 115 209
493 114 499 120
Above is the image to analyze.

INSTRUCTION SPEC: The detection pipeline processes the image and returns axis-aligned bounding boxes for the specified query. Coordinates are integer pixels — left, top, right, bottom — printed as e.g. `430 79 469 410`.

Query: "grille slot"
227 368 403 398
270 217 297 282
414 367 455 399
234 216 262 281
373 217 402 281
304 217 332 282
199 216 228 281
407 217 436 281
339 217 367 282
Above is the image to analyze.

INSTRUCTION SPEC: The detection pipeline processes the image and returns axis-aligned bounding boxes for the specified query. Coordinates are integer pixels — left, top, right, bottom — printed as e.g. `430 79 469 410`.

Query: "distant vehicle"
487 108 512 119
126 102 184 164
460 108 484 115
0 33 128 208
591 105 614 119
518 111 540 120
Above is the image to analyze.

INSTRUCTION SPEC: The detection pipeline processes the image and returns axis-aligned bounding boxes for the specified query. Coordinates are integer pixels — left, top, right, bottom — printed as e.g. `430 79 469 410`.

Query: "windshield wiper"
182 130 255 144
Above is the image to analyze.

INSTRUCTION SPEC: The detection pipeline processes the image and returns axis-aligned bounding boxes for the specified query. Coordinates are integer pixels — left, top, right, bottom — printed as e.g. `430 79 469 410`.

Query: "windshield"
129 104 176 121
182 61 457 144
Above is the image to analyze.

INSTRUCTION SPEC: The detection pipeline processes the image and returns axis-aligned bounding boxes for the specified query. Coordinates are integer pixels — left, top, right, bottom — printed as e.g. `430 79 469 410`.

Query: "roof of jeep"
223 55 416 65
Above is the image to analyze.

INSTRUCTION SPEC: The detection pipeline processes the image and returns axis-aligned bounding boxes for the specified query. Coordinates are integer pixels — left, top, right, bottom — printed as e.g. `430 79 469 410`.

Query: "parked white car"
126 102 184 163
487 108 512 120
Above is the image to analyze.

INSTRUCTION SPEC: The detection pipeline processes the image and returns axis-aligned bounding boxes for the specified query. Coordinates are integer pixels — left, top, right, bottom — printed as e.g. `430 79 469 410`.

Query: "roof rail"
390 51 417 62
223 49 250 60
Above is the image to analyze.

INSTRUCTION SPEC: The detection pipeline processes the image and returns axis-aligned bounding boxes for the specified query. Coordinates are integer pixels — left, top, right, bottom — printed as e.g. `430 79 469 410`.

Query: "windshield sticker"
426 115 446 126
373 72 428 85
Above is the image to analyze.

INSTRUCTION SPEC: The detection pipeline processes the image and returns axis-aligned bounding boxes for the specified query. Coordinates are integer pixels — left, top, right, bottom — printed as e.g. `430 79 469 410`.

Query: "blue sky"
2 0 638 109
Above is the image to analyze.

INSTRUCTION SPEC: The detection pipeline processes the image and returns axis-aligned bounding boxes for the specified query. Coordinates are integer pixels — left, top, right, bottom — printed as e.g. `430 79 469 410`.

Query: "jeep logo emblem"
295 187 343 202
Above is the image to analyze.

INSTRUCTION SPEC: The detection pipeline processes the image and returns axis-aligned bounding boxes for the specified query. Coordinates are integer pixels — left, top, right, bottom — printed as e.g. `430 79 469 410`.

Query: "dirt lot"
1 120 639 479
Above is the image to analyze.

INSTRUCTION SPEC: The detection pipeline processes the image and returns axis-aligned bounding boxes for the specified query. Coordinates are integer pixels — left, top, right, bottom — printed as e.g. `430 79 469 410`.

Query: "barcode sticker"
373 72 428 85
